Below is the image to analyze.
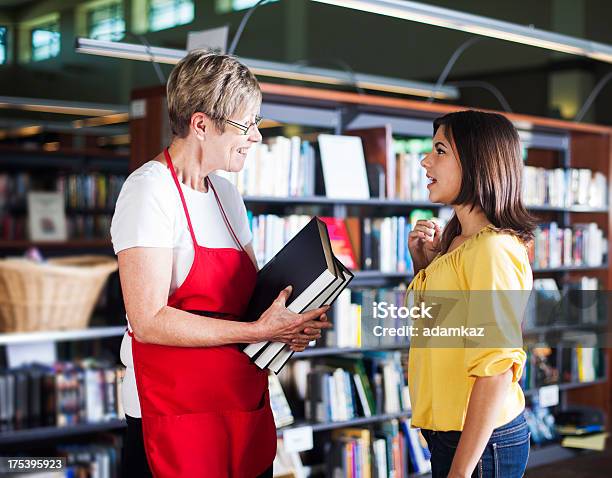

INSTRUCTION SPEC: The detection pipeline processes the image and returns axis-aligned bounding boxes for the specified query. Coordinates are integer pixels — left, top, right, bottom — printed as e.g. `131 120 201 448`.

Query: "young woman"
407 110 536 478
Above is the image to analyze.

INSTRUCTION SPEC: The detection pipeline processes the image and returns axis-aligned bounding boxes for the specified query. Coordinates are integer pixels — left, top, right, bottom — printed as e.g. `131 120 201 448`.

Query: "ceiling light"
75 37 460 100
0 96 127 116
72 112 130 128
310 0 612 64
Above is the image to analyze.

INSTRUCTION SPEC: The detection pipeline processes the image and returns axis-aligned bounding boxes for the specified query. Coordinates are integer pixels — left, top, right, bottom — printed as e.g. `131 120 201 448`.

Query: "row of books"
525 277 602 330
523 166 607 208
220 131 435 201
327 420 432 478
393 138 433 202
300 353 409 423
18 439 122 478
218 136 317 197
247 210 452 273
220 129 609 206
0 173 30 209
0 361 125 431
0 173 126 211
60 440 122 478
0 214 112 240
67 214 112 239
520 341 604 391
274 418 431 477
530 222 606 269
330 287 409 349
57 173 126 210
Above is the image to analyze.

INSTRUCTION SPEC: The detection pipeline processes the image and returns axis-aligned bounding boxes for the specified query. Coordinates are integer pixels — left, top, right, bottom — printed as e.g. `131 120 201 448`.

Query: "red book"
320 217 357 269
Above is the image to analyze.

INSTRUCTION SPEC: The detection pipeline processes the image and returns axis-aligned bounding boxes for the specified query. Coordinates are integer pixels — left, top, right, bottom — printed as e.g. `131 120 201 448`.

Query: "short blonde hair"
166 50 262 137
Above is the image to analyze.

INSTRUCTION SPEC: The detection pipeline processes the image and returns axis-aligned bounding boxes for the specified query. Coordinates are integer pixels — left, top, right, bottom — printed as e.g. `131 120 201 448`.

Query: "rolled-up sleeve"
462 233 532 382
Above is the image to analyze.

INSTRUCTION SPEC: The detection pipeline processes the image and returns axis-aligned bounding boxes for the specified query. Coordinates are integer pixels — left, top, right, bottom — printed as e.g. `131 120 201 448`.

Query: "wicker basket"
0 255 118 333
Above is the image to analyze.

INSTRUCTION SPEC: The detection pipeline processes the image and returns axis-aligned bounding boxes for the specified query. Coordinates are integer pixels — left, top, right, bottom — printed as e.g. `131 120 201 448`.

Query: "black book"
28 365 44 428
13 369 29 430
266 258 354 374
242 217 339 359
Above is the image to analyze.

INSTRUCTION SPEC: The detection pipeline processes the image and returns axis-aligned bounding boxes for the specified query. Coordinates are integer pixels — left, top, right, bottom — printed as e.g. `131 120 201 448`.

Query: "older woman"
111 51 331 478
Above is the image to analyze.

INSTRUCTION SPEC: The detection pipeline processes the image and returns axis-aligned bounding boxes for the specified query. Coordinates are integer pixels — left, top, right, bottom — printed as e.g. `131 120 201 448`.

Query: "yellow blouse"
406 225 532 431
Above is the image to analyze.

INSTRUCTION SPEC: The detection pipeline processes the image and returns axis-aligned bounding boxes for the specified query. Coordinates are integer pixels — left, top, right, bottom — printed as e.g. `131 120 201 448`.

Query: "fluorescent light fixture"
0 95 127 116
97 134 131 146
0 125 43 140
75 37 459 100
242 57 458 99
311 0 612 64
0 119 128 137
72 112 130 128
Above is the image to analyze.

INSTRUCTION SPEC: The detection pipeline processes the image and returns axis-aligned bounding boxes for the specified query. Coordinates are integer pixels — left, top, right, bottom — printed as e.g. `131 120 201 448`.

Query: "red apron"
130 148 276 477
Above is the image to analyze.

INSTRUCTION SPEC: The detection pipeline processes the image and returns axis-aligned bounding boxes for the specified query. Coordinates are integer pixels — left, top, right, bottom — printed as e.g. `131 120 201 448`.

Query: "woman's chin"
227 157 246 173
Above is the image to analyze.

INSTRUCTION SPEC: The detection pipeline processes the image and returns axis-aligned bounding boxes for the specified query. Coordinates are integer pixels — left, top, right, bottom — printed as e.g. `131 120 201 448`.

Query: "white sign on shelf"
187 26 229 54
130 99 147 119
282 425 314 453
27 192 67 242
539 384 560 408
7 341 56 368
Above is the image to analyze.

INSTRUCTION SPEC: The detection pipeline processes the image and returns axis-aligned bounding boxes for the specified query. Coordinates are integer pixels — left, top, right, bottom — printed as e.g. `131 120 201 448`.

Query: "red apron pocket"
142 398 276 478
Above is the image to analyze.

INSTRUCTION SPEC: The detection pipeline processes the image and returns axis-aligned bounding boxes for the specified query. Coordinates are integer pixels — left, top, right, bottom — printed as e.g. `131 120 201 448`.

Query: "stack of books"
242 217 353 373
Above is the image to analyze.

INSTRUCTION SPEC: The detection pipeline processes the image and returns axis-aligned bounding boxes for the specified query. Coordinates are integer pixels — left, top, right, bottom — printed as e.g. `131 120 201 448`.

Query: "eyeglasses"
224 115 263 135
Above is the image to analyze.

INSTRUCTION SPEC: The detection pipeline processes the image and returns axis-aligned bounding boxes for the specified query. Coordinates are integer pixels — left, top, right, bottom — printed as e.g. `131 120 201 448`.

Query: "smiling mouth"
426 174 437 185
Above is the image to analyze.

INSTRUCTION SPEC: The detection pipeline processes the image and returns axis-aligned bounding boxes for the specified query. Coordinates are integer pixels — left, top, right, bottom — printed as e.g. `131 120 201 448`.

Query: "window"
31 22 60 61
215 0 278 14
88 1 125 41
149 0 194 32
0 27 6 64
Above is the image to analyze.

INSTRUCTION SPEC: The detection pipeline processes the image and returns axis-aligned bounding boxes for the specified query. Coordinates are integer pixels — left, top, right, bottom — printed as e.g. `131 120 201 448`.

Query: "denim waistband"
489 411 527 439
421 411 526 437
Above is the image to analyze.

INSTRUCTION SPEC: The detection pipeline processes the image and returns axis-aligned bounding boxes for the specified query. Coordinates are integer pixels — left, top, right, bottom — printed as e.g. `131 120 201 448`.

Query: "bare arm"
448 368 513 478
118 247 330 347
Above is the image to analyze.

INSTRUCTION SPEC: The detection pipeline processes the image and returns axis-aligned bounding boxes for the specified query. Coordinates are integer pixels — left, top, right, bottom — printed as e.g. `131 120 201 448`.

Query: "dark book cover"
13 369 29 430
243 216 336 324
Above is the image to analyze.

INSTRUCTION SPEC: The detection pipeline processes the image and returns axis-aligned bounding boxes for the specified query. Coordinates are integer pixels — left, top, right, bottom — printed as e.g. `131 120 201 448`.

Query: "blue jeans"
421 412 530 478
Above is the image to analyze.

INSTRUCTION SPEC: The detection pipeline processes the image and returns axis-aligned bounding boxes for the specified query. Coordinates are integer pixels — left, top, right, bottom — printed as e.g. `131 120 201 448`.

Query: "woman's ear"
191 112 207 141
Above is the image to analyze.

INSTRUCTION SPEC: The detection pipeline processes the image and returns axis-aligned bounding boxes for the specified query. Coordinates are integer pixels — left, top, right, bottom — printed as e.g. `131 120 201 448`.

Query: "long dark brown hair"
433 110 536 253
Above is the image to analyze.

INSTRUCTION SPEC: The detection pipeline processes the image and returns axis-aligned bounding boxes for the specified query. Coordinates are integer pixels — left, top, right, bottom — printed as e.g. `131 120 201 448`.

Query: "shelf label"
539 384 560 408
282 426 314 453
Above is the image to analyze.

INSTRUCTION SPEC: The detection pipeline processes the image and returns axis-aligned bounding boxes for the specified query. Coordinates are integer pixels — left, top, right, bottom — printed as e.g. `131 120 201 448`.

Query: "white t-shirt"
110 160 252 418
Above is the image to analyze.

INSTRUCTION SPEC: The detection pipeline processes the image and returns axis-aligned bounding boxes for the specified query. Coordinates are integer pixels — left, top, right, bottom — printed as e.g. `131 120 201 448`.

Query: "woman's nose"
421 152 432 168
249 125 263 143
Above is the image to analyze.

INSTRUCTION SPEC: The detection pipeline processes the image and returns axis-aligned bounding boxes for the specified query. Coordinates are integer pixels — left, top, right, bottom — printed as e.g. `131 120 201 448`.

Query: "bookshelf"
1 81 610 475
127 82 612 474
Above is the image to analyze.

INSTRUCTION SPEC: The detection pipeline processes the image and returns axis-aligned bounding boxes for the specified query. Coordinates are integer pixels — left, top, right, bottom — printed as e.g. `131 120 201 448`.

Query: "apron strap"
164 147 245 253
164 147 199 249
207 177 246 252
